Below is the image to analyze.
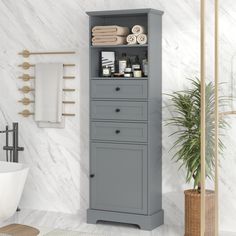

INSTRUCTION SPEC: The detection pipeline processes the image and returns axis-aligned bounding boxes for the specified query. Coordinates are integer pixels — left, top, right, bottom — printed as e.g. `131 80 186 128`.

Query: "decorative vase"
184 189 215 236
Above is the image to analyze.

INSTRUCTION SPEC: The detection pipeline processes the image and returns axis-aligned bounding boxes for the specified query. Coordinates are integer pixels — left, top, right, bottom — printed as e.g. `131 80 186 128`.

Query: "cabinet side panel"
89 15 105 208
148 13 163 215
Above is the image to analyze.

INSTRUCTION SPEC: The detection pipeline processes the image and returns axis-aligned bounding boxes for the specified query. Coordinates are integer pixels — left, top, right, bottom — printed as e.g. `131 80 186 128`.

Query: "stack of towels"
126 25 148 45
92 25 129 46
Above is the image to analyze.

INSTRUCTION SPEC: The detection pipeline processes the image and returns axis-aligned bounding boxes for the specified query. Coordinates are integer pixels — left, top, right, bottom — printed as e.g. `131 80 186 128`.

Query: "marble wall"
0 0 235 232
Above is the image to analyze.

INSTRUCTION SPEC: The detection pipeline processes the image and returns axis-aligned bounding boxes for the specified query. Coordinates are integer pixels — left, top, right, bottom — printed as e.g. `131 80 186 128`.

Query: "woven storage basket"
185 189 215 236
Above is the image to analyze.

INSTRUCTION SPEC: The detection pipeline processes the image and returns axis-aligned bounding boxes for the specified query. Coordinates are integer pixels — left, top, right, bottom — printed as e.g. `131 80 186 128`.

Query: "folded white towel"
131 25 146 35
126 34 137 45
137 34 148 45
92 25 129 36
35 63 64 127
92 36 126 45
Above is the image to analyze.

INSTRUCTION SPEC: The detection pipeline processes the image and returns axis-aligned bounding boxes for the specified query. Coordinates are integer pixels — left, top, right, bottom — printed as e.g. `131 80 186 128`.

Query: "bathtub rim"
0 161 29 174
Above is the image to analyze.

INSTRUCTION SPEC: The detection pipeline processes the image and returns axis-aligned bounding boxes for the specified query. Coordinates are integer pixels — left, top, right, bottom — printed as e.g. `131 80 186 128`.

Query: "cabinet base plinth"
87 209 164 231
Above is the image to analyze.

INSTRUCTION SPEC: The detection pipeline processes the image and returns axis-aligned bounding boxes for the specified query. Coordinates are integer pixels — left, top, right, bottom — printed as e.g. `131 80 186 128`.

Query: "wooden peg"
63 76 75 79
18 98 75 105
18 86 34 93
18 98 34 105
18 86 75 93
19 110 34 117
62 113 75 116
62 101 76 104
18 62 33 70
18 109 75 117
63 89 76 92
18 74 75 81
18 74 35 81
20 50 30 58
18 62 75 69
18 50 76 58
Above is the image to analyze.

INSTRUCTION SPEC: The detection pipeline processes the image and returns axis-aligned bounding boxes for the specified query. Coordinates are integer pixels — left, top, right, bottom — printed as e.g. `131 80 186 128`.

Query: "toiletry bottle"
132 55 141 72
102 65 112 77
119 53 127 74
142 52 148 77
124 58 133 77
133 68 142 78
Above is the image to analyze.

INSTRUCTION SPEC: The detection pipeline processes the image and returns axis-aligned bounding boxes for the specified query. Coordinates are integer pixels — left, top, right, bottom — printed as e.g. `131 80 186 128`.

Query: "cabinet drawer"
90 142 147 214
91 80 148 99
91 101 147 121
91 122 147 142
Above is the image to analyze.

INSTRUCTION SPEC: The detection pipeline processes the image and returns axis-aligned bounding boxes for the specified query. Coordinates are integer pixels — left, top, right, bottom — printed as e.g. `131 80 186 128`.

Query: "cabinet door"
90 143 147 214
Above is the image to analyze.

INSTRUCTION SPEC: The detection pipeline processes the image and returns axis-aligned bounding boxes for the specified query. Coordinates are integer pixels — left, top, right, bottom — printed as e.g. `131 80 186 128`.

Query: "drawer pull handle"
115 108 120 113
90 174 95 178
115 87 120 91
115 130 120 134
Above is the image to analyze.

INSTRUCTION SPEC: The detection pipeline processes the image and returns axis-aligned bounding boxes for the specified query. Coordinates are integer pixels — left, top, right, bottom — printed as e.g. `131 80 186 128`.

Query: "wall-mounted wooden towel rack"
18 62 75 70
19 109 75 117
18 50 76 58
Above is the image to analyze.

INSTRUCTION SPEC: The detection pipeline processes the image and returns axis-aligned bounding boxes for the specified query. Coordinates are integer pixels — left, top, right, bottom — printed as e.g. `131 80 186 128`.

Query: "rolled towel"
92 36 126 46
126 34 137 45
131 25 146 35
92 25 129 36
137 34 148 45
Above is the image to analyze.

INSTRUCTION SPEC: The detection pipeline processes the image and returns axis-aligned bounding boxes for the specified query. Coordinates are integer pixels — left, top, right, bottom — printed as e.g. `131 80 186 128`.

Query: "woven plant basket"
185 189 215 236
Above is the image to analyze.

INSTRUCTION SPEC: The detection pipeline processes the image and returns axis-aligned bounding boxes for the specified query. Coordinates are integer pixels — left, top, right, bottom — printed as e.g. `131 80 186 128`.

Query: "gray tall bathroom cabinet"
87 9 164 230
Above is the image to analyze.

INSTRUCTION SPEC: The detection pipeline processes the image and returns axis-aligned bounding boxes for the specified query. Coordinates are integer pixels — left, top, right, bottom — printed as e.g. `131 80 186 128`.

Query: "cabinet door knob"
90 174 95 178
115 130 120 134
115 87 120 91
115 108 120 113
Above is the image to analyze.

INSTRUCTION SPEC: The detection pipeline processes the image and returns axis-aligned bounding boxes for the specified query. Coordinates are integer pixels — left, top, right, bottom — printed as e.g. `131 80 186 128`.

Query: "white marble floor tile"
1 209 235 236
37 227 54 236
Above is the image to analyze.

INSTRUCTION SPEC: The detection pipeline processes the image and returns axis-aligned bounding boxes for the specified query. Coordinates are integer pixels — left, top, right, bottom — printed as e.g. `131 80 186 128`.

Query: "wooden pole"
200 0 206 235
214 0 219 235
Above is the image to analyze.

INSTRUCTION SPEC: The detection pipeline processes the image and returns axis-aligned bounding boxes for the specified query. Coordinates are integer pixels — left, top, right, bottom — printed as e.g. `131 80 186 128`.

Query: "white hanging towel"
35 63 64 126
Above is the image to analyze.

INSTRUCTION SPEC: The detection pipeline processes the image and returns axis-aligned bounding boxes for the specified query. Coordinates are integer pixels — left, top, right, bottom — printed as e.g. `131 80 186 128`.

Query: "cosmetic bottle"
142 52 148 77
118 53 127 74
132 55 141 72
124 58 133 77
102 65 111 77
133 69 142 78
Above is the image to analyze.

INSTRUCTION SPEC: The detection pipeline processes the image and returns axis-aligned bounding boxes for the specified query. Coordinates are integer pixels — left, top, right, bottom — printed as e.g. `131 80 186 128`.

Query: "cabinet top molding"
86 8 164 16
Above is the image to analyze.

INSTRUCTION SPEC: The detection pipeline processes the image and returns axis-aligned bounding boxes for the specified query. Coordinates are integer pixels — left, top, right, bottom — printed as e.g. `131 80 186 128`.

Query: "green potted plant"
166 78 228 236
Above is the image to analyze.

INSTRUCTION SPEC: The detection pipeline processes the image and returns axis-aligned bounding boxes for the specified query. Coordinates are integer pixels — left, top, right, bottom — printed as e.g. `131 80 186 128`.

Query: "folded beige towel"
92 25 129 36
137 34 148 44
131 25 146 35
92 36 126 45
126 34 137 45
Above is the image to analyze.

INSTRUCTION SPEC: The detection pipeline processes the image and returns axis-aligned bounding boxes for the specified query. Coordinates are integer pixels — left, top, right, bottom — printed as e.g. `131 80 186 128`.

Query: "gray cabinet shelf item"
87 8 164 231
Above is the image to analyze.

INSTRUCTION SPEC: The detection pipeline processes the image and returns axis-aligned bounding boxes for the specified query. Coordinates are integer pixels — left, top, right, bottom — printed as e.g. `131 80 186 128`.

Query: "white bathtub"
0 161 29 221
